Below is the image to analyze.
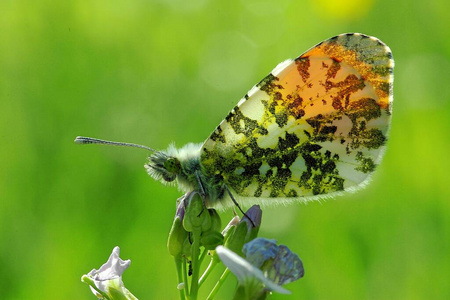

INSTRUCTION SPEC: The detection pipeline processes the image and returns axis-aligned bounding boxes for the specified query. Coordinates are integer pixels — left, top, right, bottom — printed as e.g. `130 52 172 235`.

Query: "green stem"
206 268 230 300
174 257 186 300
190 230 202 300
199 257 218 287
198 248 208 266
182 258 190 299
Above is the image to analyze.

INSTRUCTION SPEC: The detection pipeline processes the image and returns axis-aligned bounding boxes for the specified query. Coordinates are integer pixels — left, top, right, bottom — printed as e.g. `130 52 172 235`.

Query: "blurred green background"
1 0 449 299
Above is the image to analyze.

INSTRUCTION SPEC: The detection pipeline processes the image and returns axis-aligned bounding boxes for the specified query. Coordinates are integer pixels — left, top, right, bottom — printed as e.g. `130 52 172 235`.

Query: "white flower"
81 246 138 300
215 245 290 295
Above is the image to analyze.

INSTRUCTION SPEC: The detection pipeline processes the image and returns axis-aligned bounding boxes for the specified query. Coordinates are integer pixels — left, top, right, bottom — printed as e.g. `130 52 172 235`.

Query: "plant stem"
189 230 202 300
182 258 190 299
198 248 208 266
174 257 186 300
199 257 218 287
206 268 230 300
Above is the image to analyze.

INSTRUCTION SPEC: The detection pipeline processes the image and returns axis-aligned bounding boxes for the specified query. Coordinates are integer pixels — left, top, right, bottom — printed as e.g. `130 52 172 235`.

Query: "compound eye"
164 157 181 173
162 173 176 182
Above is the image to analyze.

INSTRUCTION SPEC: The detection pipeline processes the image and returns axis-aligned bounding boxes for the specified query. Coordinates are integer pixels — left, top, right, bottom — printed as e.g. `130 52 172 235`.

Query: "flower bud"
182 236 192 259
222 216 240 236
183 192 205 232
175 194 186 221
201 207 212 232
167 217 187 257
224 221 248 256
208 209 222 232
200 230 224 250
241 205 262 242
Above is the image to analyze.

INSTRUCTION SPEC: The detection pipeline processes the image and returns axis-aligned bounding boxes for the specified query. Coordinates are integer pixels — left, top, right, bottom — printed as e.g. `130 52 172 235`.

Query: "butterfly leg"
195 170 206 196
224 184 255 227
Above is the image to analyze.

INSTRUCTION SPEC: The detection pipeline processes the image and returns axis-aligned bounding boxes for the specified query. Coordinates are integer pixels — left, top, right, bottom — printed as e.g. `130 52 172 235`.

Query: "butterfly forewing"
200 33 393 204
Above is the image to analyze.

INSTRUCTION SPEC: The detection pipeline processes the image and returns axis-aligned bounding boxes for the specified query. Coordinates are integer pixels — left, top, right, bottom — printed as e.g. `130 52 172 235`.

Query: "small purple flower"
243 238 304 286
216 246 290 295
216 238 304 297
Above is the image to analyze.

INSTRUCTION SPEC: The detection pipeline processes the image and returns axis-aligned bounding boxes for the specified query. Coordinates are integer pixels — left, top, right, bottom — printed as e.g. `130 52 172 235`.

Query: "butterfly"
76 33 394 210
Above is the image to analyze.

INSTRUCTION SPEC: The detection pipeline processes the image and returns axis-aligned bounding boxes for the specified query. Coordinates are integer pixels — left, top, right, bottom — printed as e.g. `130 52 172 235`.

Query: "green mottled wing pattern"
200 33 394 204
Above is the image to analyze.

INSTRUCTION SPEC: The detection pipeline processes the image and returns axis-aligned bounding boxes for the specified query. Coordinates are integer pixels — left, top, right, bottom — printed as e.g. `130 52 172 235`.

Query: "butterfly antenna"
74 136 157 153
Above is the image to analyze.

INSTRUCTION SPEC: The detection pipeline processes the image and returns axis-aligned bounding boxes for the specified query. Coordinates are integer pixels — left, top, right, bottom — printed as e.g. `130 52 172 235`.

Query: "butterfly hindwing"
200 33 394 205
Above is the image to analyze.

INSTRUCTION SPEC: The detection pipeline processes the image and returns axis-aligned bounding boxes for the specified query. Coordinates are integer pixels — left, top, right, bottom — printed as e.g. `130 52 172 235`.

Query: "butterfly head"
145 151 182 184
145 143 203 192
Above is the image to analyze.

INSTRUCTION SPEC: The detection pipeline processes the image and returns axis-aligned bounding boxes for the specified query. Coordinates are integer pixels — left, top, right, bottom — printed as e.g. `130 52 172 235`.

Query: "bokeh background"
1 0 449 299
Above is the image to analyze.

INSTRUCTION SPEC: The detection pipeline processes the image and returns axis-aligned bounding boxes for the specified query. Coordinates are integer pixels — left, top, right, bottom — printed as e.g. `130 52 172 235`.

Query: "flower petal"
272 245 304 285
242 238 278 269
89 246 131 281
82 247 137 299
216 246 290 294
